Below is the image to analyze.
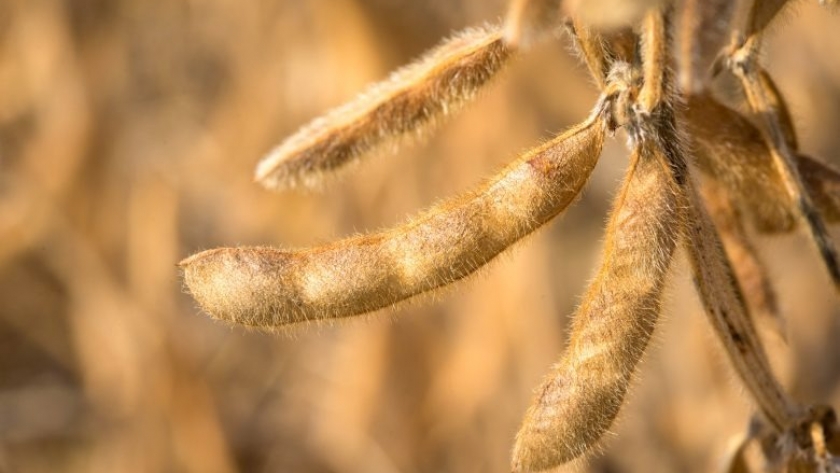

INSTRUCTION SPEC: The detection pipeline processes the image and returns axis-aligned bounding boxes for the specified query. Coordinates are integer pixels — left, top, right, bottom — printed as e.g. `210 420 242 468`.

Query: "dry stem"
728 35 840 293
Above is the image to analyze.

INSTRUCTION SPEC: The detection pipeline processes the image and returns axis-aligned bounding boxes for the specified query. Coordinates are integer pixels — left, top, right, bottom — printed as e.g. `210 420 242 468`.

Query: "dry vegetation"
3 0 840 472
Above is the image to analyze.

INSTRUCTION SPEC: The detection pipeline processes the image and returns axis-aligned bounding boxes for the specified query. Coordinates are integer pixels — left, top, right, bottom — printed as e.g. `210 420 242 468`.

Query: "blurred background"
1 0 840 471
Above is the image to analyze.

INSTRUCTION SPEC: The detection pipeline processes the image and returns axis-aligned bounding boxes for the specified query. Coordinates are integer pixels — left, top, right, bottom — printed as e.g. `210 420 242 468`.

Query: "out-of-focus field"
1 1 840 472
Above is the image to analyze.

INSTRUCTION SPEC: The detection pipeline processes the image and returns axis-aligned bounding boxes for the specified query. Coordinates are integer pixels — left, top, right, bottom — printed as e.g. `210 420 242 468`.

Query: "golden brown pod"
182 108 606 328
255 25 514 189
800 154 840 224
684 93 840 233
504 0 565 49
683 174 801 432
512 137 683 470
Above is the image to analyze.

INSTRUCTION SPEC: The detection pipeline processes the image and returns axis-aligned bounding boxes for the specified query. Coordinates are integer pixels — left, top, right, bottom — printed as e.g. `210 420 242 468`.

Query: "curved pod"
182 112 606 328
513 138 683 471
256 25 514 189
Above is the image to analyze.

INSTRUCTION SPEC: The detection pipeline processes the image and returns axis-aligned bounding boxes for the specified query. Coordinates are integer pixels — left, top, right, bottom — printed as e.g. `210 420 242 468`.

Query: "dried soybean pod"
683 172 801 432
684 93 798 232
182 106 607 328
684 93 840 233
512 138 683 471
255 25 514 190
677 0 737 92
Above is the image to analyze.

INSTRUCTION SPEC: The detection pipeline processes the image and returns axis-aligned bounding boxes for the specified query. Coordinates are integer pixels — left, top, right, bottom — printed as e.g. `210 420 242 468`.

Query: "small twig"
504 0 565 49
682 178 802 431
676 0 737 93
684 93 840 233
757 69 799 151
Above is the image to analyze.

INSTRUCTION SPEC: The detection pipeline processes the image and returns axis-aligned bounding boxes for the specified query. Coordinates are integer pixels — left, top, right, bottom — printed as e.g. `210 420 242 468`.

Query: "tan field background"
2 0 840 472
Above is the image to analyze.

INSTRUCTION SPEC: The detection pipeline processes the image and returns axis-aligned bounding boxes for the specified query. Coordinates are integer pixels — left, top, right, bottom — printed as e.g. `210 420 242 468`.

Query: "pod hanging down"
512 135 684 471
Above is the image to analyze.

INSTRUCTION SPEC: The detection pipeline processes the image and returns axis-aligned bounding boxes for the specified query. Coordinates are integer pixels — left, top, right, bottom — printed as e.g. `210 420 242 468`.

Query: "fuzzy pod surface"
512 136 683 471
256 25 514 189
182 113 606 328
